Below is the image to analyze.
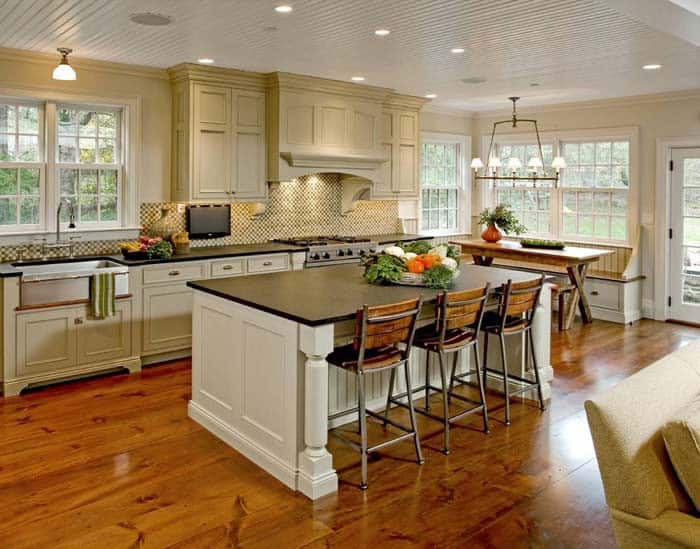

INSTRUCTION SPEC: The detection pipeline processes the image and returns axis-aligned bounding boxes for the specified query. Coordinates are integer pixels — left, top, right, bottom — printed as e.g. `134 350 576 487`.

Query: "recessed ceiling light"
461 76 487 84
530 82 540 87
425 93 437 99
374 29 390 36
129 12 173 26
197 58 214 64
275 5 293 13
451 48 465 54
351 76 366 82
642 63 662 70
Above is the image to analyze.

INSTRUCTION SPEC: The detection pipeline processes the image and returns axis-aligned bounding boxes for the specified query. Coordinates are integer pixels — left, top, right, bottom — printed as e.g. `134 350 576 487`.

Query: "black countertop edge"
186 280 441 327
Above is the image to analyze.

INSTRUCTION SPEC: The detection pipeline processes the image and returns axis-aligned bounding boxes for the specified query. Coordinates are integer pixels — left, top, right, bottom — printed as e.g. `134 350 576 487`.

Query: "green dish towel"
91 272 116 319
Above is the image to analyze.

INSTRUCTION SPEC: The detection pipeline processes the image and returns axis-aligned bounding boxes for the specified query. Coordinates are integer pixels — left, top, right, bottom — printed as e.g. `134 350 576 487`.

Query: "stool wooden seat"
386 285 490 455
327 297 424 490
481 275 546 426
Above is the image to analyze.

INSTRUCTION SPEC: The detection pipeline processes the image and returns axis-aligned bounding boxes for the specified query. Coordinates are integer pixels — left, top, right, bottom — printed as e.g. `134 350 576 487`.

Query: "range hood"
266 73 392 183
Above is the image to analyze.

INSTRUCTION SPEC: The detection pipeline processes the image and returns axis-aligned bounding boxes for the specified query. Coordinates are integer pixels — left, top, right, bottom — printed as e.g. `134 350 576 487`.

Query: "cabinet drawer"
247 254 289 274
143 262 207 285
585 280 620 311
211 258 245 278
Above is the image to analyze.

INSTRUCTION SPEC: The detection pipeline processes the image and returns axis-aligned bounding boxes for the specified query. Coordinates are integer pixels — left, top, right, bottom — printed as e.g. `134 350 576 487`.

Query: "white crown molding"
0 47 168 81
168 63 266 91
473 88 700 118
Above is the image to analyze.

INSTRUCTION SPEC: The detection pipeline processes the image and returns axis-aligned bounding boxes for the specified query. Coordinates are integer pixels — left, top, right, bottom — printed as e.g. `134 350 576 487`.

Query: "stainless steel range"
274 236 378 267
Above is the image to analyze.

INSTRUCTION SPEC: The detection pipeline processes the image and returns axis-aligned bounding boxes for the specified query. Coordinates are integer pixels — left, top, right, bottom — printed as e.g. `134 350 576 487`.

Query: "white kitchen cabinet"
373 109 420 199
16 307 79 376
171 74 267 203
77 301 133 365
142 284 194 354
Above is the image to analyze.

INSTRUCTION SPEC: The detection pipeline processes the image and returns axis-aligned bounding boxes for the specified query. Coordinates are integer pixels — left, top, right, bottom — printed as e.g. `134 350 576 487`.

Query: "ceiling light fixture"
425 93 437 99
351 76 366 81
374 29 390 36
197 58 215 64
52 48 76 81
451 48 465 53
129 12 173 26
275 5 293 13
471 97 566 184
642 63 662 70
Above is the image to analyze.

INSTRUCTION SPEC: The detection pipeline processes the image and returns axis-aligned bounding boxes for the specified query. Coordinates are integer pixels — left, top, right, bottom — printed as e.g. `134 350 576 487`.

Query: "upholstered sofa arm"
611 509 700 549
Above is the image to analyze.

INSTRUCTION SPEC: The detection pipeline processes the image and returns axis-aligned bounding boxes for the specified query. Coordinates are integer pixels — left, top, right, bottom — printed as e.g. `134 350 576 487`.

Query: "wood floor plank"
0 319 697 547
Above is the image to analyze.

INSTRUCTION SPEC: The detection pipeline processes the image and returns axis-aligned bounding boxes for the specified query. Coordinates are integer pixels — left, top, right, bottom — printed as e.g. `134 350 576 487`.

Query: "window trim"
419 131 471 237
480 126 640 246
0 86 141 245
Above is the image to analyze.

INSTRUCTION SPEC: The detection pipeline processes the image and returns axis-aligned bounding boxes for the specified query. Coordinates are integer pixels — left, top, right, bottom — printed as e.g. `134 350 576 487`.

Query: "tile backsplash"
141 174 401 247
0 174 401 261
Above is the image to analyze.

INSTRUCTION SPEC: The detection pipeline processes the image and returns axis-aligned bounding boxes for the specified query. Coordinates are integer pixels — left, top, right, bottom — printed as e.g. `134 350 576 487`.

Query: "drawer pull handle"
590 290 600 296
222 265 233 270
168 270 180 276
263 261 273 266
74 317 84 325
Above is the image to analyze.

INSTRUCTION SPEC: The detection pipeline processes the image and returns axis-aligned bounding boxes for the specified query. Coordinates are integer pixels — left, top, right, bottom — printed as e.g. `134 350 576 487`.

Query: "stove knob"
359 249 366 256
346 249 353 256
322 252 331 259
369 247 376 254
310 253 320 260
337 249 345 257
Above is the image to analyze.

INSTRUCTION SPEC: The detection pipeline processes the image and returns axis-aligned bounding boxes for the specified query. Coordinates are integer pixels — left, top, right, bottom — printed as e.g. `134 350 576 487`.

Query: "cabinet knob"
263 261 273 266
168 270 180 276
590 290 600 296
222 265 233 270
74 317 84 324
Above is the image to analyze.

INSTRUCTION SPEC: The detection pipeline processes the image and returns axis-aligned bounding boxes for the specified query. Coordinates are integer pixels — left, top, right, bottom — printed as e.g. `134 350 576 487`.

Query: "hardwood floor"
1 319 698 548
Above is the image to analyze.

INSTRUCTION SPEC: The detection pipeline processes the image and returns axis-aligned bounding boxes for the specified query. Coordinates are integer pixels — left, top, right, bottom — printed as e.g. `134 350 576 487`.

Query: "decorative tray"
519 239 566 250
391 270 460 287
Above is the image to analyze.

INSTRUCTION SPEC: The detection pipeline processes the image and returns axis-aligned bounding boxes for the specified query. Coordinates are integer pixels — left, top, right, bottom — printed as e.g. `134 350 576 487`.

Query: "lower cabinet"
16 300 133 377
142 284 194 354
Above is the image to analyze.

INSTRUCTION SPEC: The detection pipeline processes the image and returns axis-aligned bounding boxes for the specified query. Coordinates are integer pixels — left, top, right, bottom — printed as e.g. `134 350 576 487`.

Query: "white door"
669 148 700 324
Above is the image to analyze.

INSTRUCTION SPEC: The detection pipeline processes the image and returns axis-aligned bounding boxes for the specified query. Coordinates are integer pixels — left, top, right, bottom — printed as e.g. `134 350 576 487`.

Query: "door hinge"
669 228 673 239
668 296 672 307
669 160 674 171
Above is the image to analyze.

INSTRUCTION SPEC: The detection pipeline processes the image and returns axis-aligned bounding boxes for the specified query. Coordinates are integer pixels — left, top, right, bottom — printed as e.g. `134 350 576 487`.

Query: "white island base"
188 288 552 500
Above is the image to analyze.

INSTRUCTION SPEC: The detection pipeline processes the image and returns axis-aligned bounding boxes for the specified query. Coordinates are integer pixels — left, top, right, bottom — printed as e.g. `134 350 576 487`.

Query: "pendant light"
52 48 76 81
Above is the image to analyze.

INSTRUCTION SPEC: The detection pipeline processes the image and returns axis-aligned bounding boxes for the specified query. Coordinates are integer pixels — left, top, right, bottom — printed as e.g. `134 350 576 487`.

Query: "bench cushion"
663 394 700 513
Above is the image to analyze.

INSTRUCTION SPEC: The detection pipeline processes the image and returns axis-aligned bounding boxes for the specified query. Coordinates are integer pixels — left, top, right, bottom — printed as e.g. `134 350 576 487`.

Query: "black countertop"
187 263 538 326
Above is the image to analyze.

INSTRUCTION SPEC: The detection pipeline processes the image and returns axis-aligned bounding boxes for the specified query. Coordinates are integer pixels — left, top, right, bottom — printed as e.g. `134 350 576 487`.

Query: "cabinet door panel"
195 129 229 198
17 309 77 375
142 285 193 353
286 106 314 145
198 86 229 125
353 112 375 151
397 143 418 195
399 113 416 141
374 142 394 198
319 106 346 146
234 131 266 199
77 301 132 365
236 93 264 129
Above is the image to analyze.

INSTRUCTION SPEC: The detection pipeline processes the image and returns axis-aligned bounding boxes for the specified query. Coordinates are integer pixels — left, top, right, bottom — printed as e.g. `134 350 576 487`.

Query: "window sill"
418 231 472 239
0 226 141 246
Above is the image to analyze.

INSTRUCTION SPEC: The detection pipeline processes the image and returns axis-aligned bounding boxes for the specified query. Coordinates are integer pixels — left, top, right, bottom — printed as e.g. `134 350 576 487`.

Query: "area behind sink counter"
186 264 553 499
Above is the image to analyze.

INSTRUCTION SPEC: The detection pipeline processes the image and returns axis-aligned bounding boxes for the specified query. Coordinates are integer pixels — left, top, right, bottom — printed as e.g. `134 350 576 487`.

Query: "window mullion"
45 101 57 234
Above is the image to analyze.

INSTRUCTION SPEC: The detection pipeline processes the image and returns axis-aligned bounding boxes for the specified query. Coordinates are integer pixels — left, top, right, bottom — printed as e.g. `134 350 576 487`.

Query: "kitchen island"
187 264 552 499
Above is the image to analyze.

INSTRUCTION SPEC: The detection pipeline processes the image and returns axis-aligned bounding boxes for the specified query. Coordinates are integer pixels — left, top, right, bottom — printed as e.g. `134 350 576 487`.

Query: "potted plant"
478 204 526 243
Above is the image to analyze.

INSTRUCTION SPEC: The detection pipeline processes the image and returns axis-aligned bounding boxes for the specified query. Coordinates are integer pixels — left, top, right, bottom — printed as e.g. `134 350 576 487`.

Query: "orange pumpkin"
407 259 425 273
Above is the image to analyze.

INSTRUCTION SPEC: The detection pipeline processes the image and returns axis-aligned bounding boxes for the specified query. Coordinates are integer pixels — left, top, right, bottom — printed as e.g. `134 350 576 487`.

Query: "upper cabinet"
170 66 267 203
373 108 420 199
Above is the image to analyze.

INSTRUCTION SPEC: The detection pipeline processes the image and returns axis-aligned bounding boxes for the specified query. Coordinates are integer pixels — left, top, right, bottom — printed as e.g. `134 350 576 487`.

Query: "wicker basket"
392 270 460 287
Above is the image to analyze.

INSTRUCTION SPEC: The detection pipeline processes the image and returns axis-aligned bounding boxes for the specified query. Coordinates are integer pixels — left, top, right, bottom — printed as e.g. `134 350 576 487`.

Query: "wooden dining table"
450 239 613 325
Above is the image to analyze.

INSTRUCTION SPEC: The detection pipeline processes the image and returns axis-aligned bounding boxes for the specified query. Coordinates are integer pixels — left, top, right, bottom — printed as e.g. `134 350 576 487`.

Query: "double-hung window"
0 96 128 237
0 102 43 230
490 129 636 244
420 133 470 235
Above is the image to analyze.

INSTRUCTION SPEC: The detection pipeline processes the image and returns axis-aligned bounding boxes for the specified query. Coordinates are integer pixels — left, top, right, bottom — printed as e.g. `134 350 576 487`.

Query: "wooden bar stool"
327 297 424 490
481 276 546 426
385 285 491 455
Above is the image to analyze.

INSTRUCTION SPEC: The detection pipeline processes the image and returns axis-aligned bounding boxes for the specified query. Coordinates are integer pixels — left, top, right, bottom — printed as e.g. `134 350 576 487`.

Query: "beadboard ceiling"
0 0 699 111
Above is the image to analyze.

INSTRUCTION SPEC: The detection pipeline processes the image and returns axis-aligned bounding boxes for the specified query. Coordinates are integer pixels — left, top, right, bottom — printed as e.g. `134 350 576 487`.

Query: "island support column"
298 323 338 499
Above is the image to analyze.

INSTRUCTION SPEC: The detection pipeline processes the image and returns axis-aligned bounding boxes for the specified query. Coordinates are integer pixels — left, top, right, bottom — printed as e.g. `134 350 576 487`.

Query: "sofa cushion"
662 394 700 514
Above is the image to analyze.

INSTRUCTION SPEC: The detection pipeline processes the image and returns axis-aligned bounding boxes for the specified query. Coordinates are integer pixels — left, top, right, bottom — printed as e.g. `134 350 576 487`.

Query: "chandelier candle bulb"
551 156 567 173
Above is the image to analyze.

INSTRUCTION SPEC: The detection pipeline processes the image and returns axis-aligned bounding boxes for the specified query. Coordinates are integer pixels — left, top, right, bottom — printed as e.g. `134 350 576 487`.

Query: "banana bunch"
119 241 142 253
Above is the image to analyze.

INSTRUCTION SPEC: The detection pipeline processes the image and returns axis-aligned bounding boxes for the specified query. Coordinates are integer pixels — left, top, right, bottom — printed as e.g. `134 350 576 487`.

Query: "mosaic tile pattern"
0 175 401 261
141 174 401 247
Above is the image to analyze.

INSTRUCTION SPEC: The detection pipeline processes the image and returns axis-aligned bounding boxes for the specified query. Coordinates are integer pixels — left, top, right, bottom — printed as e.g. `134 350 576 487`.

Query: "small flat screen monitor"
186 204 231 239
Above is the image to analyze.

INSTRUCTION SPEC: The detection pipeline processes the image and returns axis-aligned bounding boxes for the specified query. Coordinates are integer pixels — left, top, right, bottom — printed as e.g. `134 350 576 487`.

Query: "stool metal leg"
437 351 451 455
528 329 546 411
473 344 490 434
498 333 511 426
424 351 431 411
482 332 490 391
383 367 396 426
357 371 369 490
448 351 459 402
403 361 424 464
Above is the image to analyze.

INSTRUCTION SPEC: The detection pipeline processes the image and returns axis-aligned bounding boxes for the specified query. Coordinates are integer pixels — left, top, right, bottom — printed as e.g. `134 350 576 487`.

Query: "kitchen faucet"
37 199 79 260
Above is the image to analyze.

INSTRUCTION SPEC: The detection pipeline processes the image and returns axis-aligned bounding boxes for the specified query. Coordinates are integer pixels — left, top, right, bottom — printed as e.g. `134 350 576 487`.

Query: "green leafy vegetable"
422 265 455 289
146 240 173 260
445 245 461 265
363 254 407 285
520 238 566 250
400 240 433 255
